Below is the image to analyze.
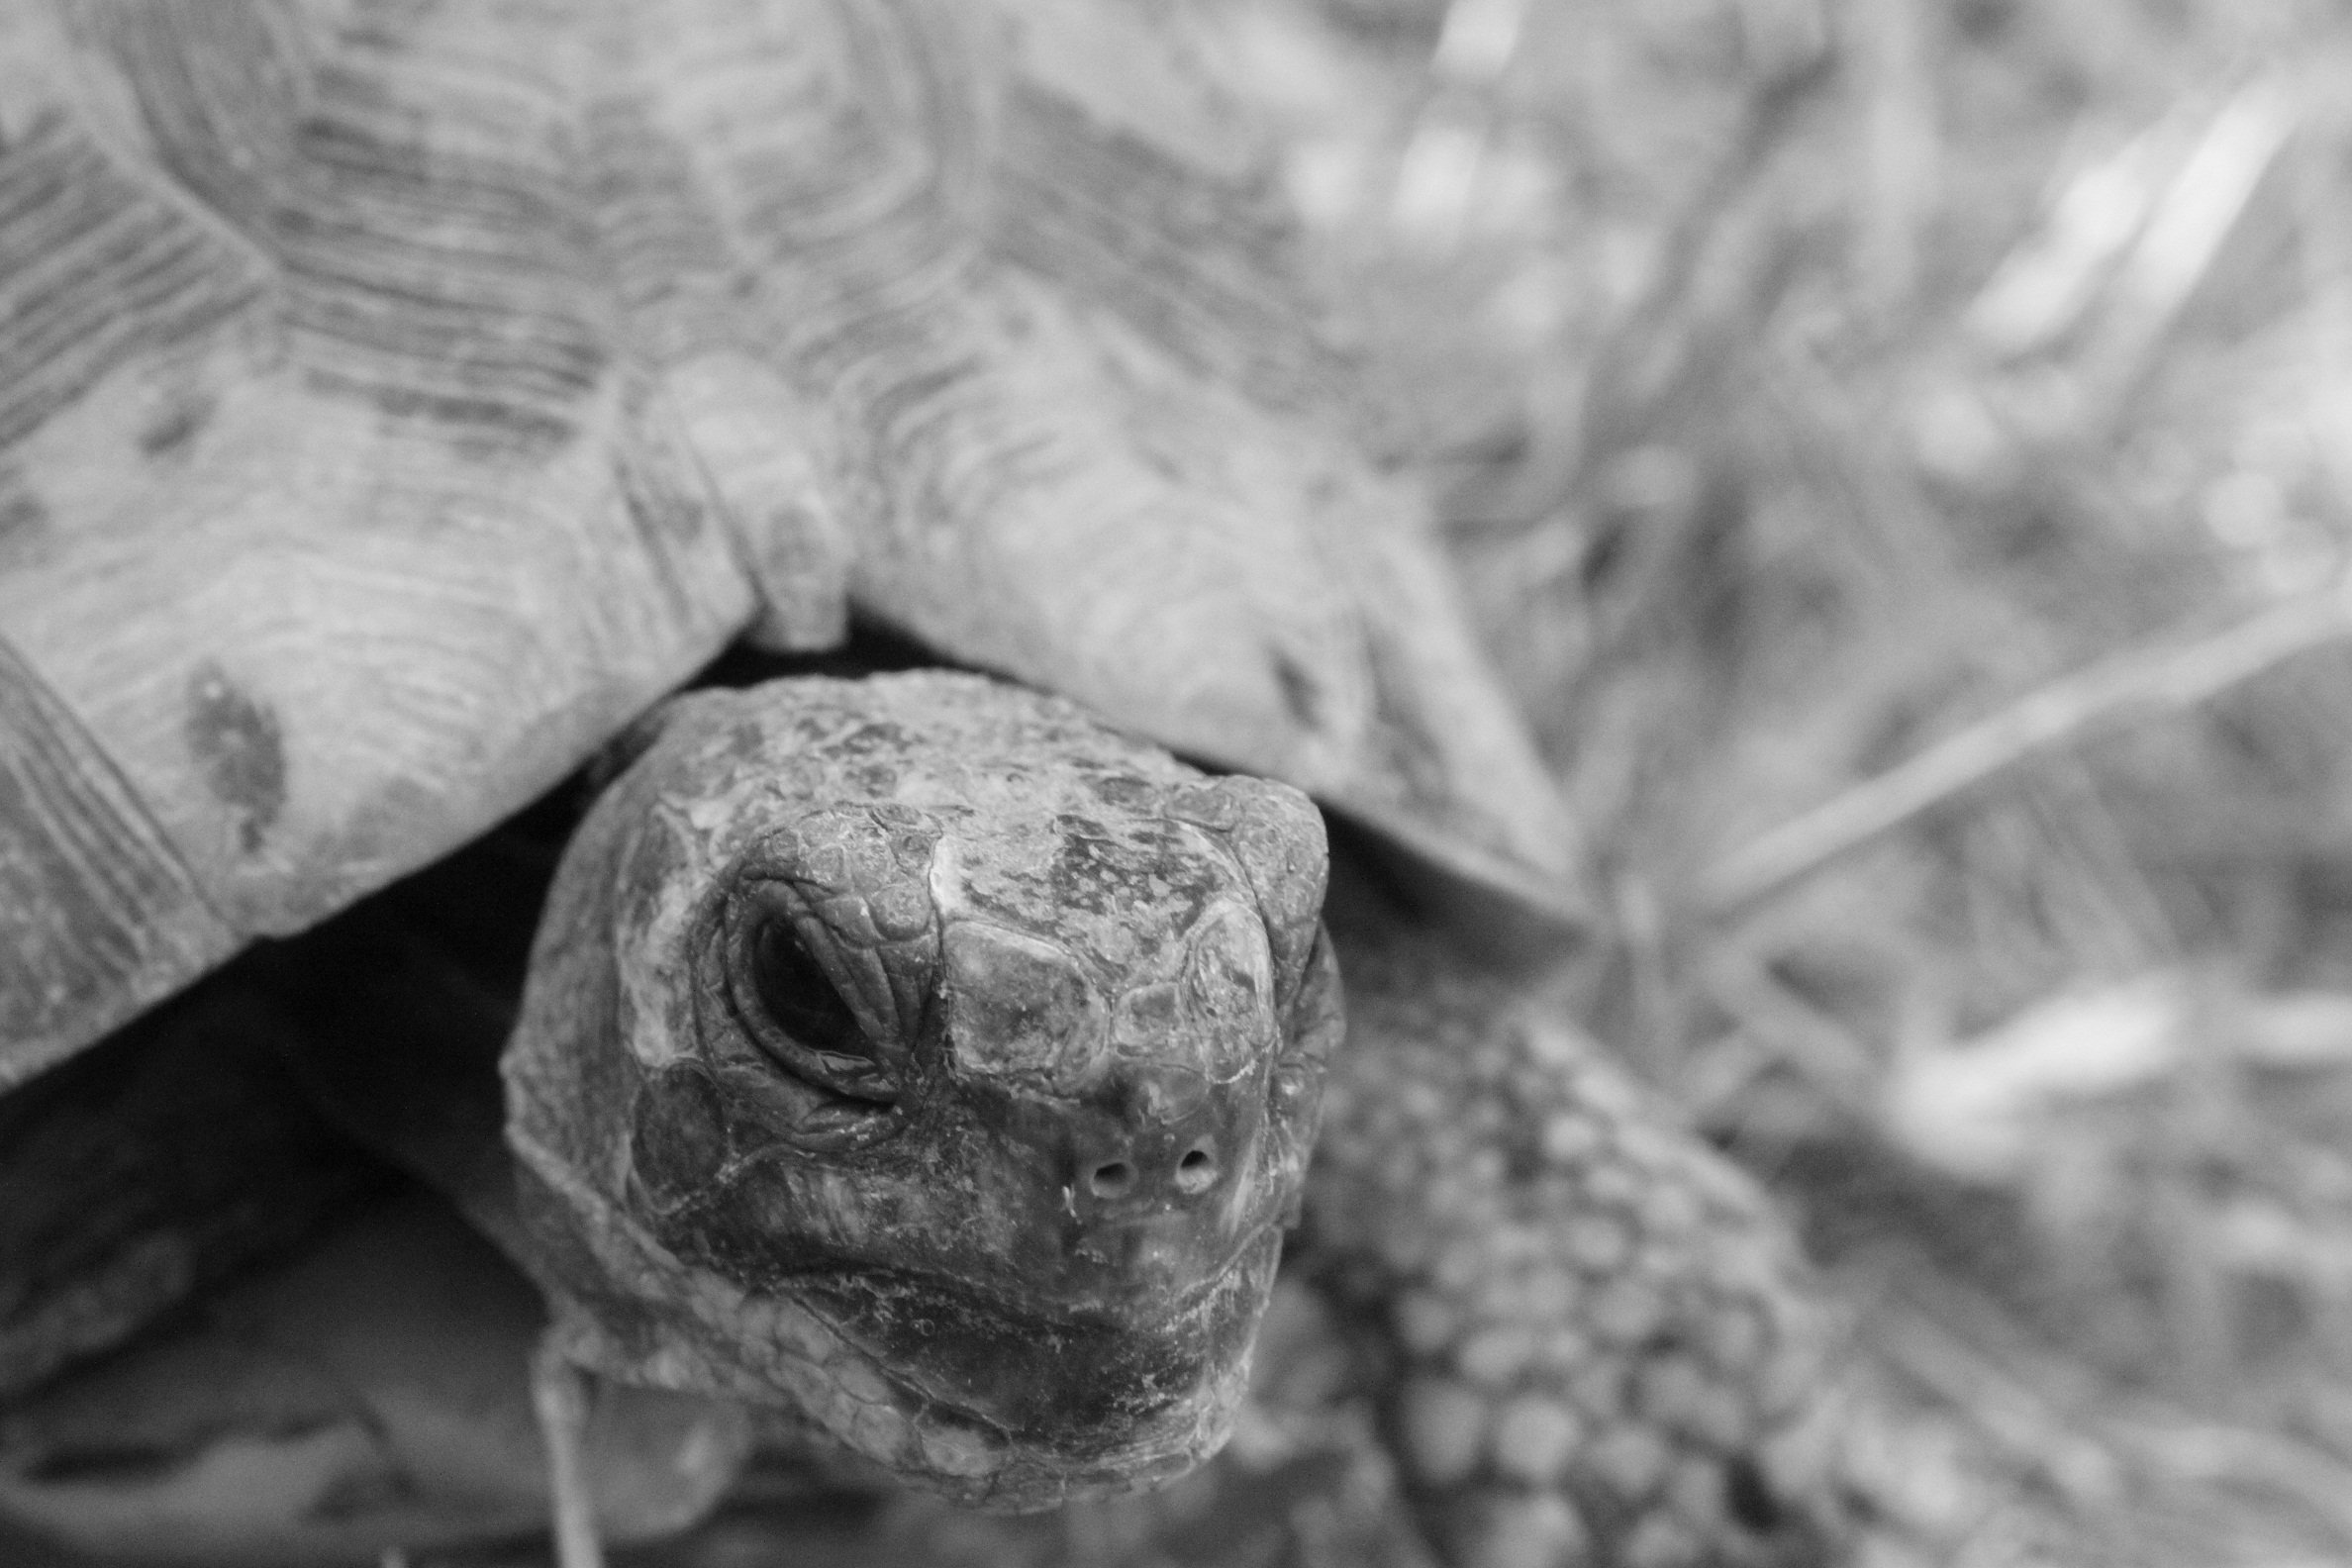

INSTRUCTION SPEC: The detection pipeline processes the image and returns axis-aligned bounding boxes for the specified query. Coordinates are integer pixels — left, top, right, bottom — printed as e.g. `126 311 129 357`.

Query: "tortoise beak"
789 1224 1285 1509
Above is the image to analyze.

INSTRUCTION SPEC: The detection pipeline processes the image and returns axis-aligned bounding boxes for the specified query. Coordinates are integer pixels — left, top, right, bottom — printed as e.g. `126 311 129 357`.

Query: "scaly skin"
1301 899 1847 1568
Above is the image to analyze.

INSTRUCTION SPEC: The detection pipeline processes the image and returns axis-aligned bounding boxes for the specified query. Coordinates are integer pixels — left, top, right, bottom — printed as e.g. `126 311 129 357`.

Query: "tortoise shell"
0 0 1581 1082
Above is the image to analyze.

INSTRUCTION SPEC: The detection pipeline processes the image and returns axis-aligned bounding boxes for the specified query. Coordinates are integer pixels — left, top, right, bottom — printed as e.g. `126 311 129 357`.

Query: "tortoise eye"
746 917 897 1104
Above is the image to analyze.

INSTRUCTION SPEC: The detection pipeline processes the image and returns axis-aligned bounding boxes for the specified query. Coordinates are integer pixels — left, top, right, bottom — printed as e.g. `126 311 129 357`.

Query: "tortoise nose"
1068 1072 1238 1222
1041 1070 1272 1309
1077 1132 1225 1209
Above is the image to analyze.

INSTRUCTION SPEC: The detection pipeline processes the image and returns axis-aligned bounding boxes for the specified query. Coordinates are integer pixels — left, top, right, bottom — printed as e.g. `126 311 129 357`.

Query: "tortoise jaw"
515 1136 1283 1510
759 1222 1285 1509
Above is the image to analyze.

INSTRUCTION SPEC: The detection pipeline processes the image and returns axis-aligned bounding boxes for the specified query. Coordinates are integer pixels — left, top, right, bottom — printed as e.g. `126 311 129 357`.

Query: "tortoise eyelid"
734 906 903 1107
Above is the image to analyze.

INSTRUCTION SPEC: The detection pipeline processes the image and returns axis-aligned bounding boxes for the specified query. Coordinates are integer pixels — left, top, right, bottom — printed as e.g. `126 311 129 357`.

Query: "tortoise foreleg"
1301 911 1851 1567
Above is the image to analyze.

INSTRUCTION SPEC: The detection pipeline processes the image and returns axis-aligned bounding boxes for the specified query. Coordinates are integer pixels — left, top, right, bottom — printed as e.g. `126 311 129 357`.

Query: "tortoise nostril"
1174 1143 1218 1194
1081 1145 1219 1203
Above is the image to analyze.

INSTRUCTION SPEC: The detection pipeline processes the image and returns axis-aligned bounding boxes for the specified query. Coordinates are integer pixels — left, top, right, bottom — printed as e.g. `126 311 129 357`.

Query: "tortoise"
0 1 1846 1564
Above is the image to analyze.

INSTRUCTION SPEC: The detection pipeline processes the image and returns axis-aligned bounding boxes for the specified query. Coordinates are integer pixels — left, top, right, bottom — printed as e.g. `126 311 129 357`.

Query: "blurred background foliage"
1203 0 2352 1562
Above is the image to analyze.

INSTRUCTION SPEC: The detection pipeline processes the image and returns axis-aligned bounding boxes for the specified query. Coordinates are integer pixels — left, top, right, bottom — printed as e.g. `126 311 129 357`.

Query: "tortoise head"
501 672 1338 1510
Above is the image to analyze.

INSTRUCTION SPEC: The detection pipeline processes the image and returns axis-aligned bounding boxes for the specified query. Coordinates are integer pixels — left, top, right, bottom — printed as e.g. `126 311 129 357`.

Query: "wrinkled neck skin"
500 674 1340 1512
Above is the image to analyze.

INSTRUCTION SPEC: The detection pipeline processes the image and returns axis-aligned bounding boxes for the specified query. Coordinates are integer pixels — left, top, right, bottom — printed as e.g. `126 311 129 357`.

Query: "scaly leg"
1305 908 1851 1567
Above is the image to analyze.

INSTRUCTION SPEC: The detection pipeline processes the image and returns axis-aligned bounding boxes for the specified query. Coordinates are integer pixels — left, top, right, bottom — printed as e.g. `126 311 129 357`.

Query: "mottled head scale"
501 672 1339 1509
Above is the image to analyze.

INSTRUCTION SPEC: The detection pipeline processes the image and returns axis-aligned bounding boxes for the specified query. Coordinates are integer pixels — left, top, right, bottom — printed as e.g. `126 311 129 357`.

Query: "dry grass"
1204 0 2352 1562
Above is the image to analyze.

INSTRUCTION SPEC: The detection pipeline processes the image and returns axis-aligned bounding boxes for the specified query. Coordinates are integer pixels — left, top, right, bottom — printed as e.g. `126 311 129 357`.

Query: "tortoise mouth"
776 1224 1285 1509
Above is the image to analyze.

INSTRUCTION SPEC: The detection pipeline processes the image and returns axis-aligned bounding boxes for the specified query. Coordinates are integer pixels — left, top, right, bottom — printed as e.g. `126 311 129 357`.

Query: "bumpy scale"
1304 906 1846 1568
